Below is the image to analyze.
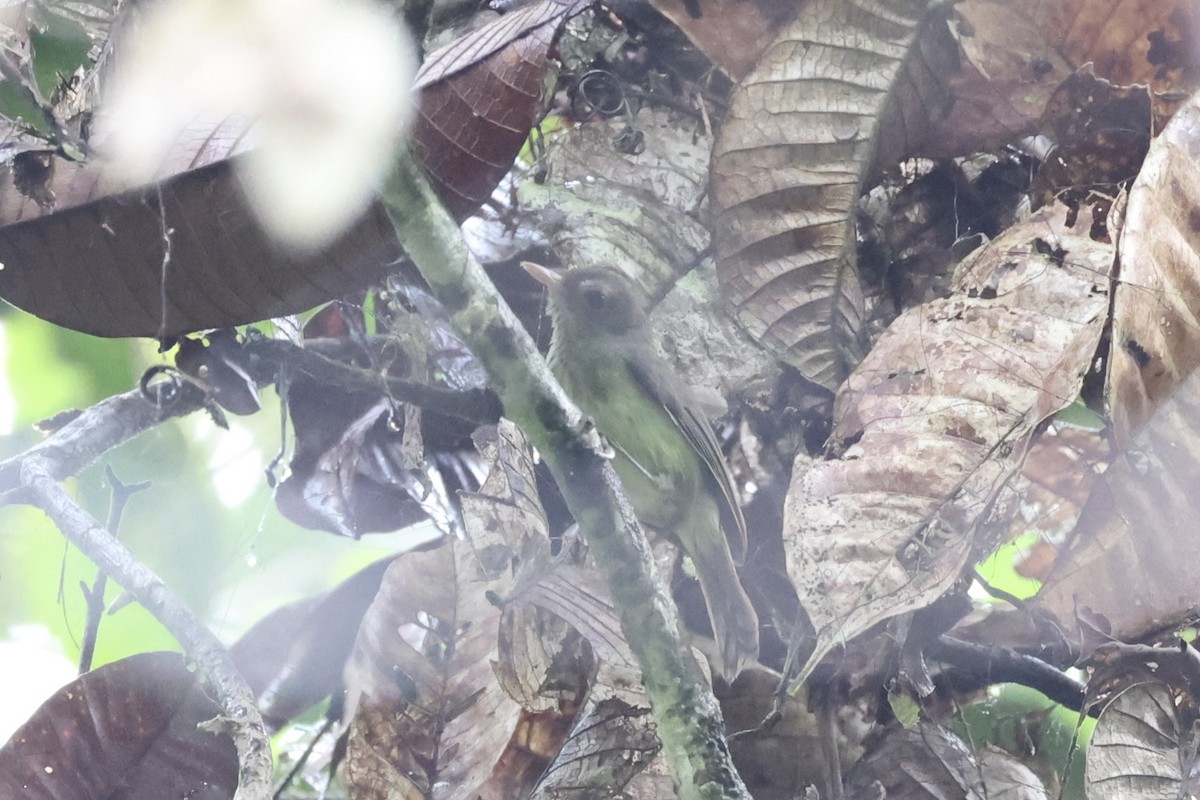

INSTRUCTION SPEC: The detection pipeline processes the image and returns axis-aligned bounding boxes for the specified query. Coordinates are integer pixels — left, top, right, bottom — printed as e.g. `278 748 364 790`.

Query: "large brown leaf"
1082 643 1200 800
411 0 590 221
0 1 585 338
925 0 1200 156
0 157 402 338
0 651 238 800
783 200 1113 685
1088 679 1194 800
710 0 959 390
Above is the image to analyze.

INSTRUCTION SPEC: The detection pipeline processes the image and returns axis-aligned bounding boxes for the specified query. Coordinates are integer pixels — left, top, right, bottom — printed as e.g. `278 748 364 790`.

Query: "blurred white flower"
100 0 417 252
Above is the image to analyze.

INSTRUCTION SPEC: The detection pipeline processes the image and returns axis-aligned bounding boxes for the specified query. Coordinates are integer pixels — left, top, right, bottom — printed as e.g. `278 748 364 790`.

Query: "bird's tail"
690 535 760 680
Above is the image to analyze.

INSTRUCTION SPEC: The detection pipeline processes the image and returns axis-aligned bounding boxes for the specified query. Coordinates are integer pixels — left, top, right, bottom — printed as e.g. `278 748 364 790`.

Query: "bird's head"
524 264 650 342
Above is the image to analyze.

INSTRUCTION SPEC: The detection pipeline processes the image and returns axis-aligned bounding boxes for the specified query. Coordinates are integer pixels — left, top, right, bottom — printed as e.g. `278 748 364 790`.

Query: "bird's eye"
582 288 606 311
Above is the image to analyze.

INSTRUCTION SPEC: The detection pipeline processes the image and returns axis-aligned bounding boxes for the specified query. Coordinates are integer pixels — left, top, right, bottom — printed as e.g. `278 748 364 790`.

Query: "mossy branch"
380 147 750 800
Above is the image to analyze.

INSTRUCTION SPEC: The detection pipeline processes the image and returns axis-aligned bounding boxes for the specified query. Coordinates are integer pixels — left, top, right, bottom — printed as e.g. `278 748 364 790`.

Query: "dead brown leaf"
710 0 958 390
784 201 1113 685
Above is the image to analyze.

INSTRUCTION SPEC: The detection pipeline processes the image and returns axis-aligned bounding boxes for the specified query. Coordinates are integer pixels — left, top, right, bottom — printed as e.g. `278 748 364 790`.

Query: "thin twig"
0 336 497 496
18 458 272 800
78 466 150 674
272 716 336 799
972 568 1030 609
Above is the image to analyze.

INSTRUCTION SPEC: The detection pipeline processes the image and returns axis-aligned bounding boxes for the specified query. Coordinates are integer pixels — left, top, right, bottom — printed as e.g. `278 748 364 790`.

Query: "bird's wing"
625 354 748 563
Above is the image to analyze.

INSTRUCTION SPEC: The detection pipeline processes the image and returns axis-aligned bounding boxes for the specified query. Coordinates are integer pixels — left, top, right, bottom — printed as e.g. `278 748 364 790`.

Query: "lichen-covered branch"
381 146 750 800
0 384 206 493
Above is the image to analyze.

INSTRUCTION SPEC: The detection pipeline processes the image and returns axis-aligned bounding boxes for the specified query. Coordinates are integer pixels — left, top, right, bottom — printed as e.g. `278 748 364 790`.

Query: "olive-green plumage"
530 264 759 678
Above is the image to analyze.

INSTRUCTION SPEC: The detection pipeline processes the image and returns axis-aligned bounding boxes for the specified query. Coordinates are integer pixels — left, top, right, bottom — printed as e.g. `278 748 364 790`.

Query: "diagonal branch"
0 382 207 493
18 457 272 800
381 146 751 800
0 335 498 496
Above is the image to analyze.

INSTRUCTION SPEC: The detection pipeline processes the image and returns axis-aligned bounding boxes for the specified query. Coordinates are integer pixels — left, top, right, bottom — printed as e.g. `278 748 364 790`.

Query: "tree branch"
245 337 499 425
381 146 750 800
0 382 206 493
18 457 272 800
929 635 1087 712
0 334 497 498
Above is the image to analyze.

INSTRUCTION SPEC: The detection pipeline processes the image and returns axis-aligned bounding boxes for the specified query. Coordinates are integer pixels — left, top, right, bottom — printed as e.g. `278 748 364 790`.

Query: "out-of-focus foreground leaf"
710 0 958 391
230 555 396 730
784 200 1112 685
1036 89 1200 641
0 651 237 800
0 150 403 338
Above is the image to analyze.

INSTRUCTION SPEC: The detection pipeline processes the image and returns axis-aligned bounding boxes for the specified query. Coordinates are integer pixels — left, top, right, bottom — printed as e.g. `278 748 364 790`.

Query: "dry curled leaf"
1035 92 1200 641
530 692 665 800
1088 680 1196 800
412 0 591 220
506 537 669 798
843 723 989 800
647 0 795 80
1030 68 1152 209
341 420 567 800
784 200 1113 686
710 0 958 390
926 0 1200 157
341 542 520 800
276 379 427 538
1105 90 1200 444
1084 644 1200 800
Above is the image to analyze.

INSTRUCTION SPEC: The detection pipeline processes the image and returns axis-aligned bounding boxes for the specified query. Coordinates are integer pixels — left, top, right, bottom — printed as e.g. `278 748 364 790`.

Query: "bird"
524 262 759 679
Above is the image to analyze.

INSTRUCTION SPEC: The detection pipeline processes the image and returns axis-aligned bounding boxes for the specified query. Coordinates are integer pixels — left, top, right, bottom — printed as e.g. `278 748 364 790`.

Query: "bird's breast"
554 353 700 531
